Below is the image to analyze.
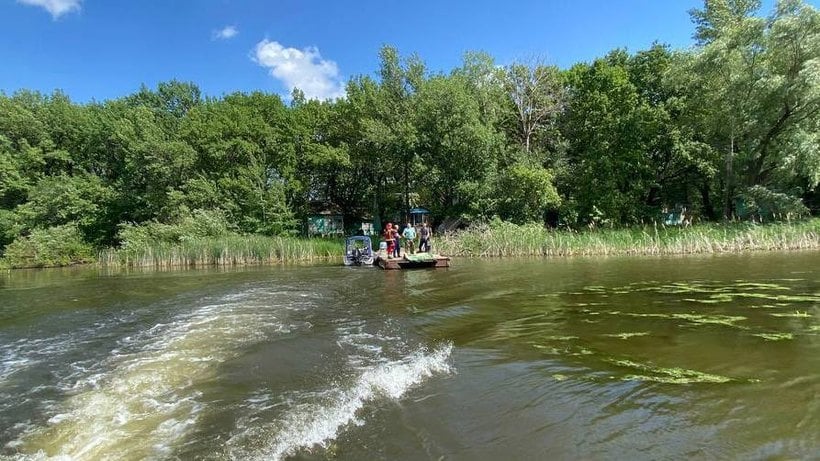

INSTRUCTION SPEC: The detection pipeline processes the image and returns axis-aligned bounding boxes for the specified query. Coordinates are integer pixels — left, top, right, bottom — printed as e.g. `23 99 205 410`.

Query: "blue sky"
1 0 815 102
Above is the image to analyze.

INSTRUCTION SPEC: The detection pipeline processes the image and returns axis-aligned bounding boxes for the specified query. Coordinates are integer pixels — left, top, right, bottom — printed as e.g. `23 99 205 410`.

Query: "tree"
503 60 565 157
493 163 561 224
687 0 820 218
415 74 500 218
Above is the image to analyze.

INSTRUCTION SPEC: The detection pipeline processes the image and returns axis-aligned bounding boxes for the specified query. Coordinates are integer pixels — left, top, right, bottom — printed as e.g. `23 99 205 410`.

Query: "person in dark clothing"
419 222 431 252
392 226 401 257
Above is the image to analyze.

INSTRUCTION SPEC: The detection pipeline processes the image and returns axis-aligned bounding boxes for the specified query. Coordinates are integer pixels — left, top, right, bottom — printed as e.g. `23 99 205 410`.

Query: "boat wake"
227 343 453 461
4 286 315 461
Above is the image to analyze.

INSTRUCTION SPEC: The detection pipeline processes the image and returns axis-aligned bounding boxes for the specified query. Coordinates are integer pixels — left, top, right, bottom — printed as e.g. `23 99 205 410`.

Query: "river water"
0 252 818 460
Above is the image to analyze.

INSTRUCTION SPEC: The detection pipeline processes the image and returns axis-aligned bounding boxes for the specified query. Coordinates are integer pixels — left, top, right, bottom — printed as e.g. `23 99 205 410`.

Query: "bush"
737 186 809 221
117 209 236 250
1 224 95 268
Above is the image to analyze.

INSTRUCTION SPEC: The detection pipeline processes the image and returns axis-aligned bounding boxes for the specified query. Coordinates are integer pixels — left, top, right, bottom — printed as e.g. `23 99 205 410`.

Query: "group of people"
382 221 432 258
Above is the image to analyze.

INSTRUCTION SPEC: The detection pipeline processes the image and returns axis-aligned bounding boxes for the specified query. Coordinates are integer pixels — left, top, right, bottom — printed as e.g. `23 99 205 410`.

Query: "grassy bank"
4 219 819 270
98 235 342 268
435 219 820 257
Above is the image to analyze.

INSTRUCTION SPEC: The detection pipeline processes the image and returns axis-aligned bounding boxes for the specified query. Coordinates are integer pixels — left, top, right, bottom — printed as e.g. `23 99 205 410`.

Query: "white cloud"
17 0 81 18
253 39 344 100
213 25 238 40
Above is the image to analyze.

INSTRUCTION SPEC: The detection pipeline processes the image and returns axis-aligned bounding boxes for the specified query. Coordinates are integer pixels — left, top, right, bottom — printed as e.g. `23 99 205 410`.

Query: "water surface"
1 252 818 460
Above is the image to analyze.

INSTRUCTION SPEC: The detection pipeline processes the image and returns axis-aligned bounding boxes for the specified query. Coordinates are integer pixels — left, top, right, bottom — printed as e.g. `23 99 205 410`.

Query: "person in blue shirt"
402 221 417 254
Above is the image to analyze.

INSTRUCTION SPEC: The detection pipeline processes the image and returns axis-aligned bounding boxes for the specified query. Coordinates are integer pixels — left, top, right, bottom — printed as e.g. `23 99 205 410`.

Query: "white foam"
229 343 453 461
8 286 316 460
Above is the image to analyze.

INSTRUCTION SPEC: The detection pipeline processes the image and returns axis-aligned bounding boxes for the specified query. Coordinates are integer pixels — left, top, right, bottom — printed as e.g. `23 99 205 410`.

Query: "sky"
0 0 816 102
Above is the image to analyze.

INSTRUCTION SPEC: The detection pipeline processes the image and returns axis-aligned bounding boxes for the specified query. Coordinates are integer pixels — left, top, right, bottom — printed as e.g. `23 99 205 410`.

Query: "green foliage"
435 218 820 257
685 0 820 217
1 224 95 268
117 209 236 250
493 163 561 224
101 234 341 268
1 1 818 269
737 185 810 220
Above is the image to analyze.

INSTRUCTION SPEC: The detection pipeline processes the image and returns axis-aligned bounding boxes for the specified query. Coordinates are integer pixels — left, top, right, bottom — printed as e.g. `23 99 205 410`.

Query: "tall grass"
435 219 820 257
99 235 342 268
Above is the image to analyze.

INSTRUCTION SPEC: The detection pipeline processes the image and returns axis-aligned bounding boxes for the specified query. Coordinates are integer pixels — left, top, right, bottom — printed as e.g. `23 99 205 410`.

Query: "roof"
409 207 430 214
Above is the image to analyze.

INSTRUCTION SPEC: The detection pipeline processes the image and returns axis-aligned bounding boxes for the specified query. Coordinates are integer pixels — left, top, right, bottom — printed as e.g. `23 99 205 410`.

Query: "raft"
375 253 450 270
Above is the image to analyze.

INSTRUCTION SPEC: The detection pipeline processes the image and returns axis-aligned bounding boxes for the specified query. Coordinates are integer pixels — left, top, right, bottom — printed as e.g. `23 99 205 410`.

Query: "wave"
5 286 316 461
227 343 453 461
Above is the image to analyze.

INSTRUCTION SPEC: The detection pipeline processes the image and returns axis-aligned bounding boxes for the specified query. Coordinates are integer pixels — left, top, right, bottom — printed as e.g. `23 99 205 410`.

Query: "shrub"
1 224 95 268
737 186 809 221
117 209 236 250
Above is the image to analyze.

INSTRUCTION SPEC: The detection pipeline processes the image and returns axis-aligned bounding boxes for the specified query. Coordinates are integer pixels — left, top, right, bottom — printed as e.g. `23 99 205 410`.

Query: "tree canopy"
1 0 817 259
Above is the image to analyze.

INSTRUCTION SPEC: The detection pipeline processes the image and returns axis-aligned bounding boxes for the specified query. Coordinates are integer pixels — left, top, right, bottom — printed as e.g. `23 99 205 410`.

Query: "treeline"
1 0 818 266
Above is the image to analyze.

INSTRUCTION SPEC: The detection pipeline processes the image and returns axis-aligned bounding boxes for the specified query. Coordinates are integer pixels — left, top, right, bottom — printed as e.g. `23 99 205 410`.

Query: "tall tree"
503 60 565 157
687 0 820 218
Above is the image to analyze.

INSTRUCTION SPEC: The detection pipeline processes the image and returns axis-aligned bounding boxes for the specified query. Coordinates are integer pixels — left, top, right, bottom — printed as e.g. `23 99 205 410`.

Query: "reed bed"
99 235 342 268
435 219 820 257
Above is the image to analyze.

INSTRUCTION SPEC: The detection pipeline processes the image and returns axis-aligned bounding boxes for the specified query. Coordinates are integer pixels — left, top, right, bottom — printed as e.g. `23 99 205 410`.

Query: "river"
1 252 818 460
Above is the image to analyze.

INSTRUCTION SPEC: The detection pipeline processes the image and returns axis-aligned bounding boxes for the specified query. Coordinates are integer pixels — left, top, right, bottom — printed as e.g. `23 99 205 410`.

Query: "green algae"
731 282 790 290
552 374 569 381
610 311 747 328
671 313 747 327
609 359 735 384
603 332 650 339
770 311 811 318
753 333 794 341
541 335 579 341
683 298 726 304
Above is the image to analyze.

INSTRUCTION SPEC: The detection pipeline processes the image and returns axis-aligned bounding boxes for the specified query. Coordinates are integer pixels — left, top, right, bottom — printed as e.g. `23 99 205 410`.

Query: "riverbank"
97 235 341 269
2 219 819 270
435 219 820 257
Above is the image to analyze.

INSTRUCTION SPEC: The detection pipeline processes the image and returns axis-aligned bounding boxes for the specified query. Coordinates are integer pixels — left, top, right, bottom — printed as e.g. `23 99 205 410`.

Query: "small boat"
343 236 375 266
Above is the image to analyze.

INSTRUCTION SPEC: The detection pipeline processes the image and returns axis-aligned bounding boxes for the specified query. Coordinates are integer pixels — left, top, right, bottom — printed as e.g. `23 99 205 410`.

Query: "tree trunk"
722 134 734 219
700 182 716 221
403 157 410 222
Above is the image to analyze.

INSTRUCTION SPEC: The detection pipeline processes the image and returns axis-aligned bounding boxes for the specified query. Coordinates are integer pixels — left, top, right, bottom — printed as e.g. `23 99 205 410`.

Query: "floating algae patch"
683 298 727 304
540 335 579 341
608 359 739 384
533 344 594 357
677 290 816 306
671 313 747 327
809 326 820 332
582 285 607 292
770 294 820 302
610 311 747 328
552 374 569 381
731 282 790 290
713 294 820 303
603 332 650 339
706 292 781 302
770 311 812 318
654 284 713 294
753 333 794 341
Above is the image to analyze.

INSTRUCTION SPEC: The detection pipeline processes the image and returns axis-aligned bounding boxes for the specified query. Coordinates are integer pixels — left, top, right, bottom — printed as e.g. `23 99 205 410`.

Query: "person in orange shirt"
383 223 395 258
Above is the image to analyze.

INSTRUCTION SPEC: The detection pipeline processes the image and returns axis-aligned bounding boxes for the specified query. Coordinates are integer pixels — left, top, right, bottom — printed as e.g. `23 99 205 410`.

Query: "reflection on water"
1 252 818 460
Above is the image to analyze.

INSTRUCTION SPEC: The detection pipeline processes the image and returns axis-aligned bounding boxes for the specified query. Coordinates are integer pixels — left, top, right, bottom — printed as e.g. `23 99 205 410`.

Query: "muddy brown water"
1 251 818 460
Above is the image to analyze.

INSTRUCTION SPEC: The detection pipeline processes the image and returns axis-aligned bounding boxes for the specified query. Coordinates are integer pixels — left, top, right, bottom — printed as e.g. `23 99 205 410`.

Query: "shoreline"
2 219 818 271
